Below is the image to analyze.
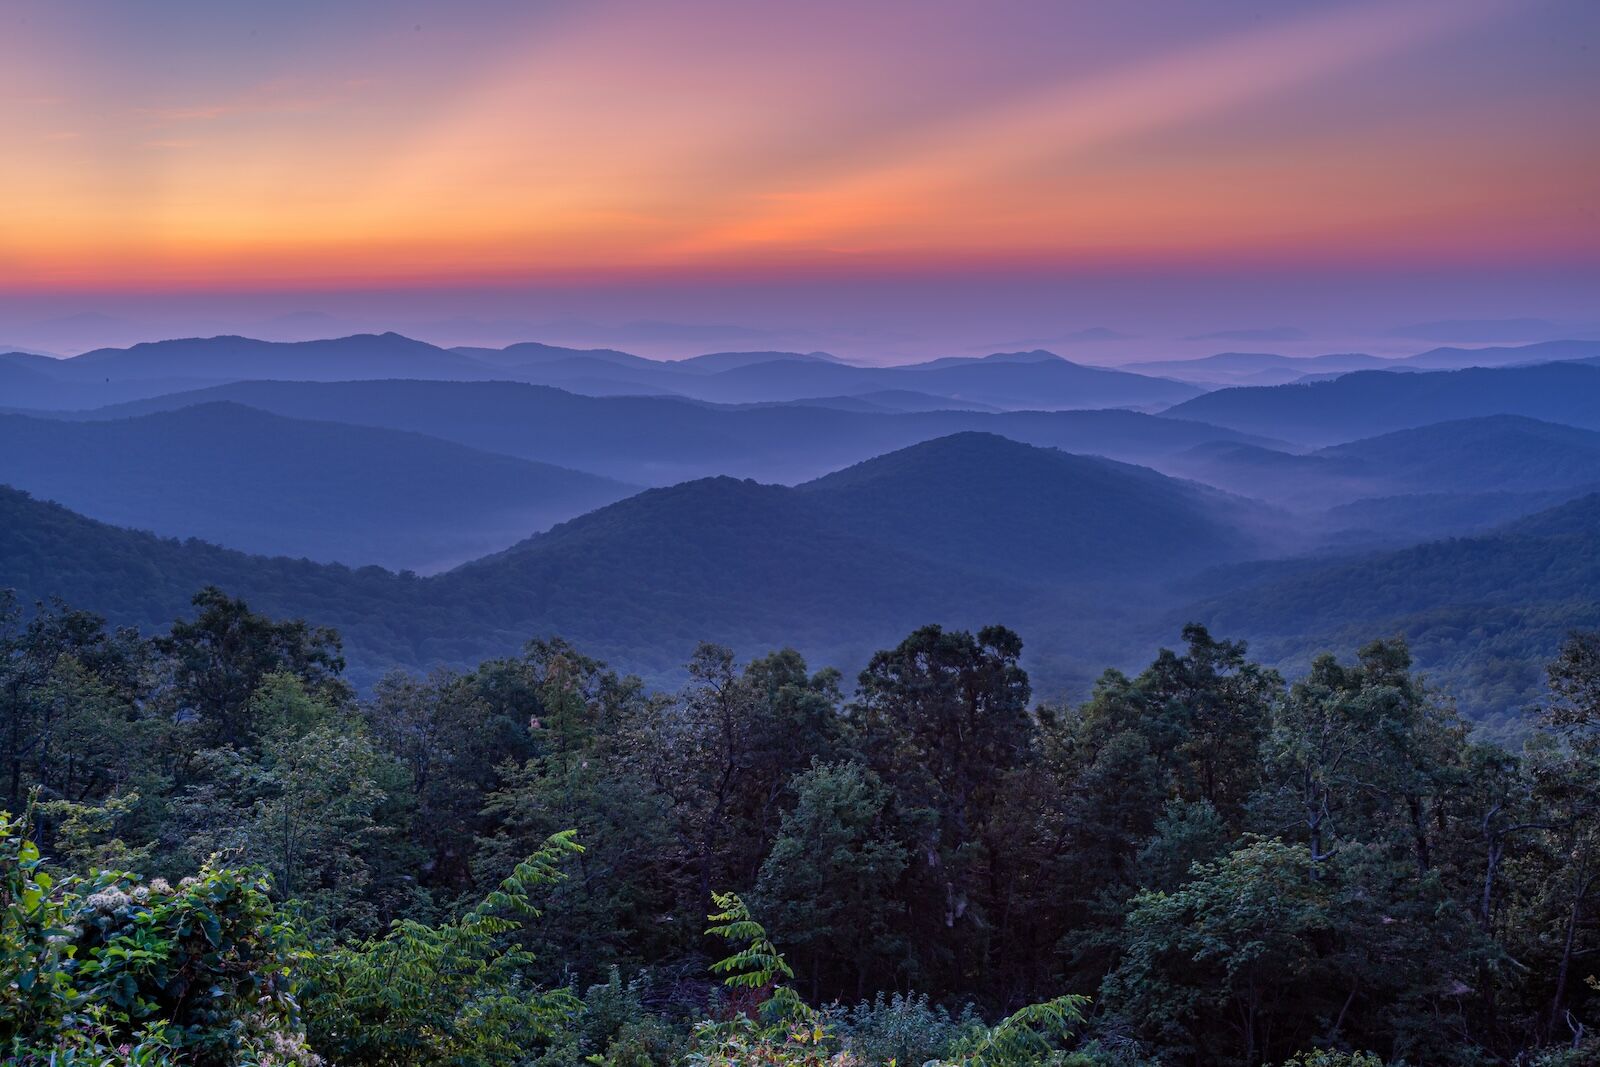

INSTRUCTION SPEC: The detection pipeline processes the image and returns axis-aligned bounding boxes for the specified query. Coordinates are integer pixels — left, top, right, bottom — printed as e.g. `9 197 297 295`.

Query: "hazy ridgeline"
4 333 1600 728
3 331 1600 1064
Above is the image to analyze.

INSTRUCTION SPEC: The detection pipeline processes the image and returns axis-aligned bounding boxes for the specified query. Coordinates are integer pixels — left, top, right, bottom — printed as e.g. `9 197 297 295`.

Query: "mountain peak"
986 349 1063 363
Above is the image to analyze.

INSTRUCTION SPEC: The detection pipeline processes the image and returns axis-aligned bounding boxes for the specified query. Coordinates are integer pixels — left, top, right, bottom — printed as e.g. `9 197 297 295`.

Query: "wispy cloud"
134 78 357 126
668 0 1516 256
141 103 232 122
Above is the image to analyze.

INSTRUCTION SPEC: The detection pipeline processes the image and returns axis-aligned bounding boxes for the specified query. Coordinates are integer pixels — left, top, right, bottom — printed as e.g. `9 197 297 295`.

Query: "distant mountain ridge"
1162 362 1600 444
1124 351 1390 386
3 332 1201 412
545 346 1203 408
3 429 1595 722
0 432 1268 688
63 332 486 381
0 402 634 571
1164 415 1600 508
449 341 651 369
898 349 1068 371
1398 338 1600 369
1123 338 1600 387
63 378 1278 485
15 330 1596 414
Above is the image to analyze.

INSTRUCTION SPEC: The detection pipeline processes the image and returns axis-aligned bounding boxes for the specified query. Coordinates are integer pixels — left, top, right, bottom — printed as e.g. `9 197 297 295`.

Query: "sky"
2 0 1596 360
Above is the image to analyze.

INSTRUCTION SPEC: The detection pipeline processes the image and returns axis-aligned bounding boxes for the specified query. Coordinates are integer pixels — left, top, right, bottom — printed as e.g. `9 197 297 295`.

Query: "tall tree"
851 624 1032 991
1528 631 1600 1045
155 587 347 748
754 760 907 1000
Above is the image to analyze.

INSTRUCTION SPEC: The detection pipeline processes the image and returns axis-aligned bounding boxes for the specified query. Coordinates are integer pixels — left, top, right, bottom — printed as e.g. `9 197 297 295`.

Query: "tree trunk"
1547 867 1594 1042
1407 793 1431 877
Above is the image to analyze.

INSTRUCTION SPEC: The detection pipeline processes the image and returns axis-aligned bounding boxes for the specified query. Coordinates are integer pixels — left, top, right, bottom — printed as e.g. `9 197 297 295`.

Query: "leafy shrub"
1278 1052 1389 1067
297 829 586 1067
688 892 853 1066
580 967 691 1066
0 809 314 1065
938 995 1090 1067
838 992 975 1066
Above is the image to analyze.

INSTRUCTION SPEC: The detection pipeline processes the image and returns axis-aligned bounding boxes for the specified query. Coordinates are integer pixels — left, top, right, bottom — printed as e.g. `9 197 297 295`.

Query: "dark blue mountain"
1163 362 1600 444
1165 415 1600 507
60 332 489 381
0 432 1262 689
0 402 633 571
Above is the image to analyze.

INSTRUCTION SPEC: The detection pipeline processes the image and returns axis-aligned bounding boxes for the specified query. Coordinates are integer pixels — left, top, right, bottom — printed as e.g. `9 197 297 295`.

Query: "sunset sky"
2 0 1596 358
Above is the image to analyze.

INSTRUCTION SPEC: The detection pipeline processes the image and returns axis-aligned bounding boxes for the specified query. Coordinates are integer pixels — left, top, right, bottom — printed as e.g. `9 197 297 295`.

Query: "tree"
1104 838 1334 1064
853 624 1031 845
155 587 347 749
619 643 841 933
1104 835 1480 1065
1544 631 1600 739
730 649 844 878
0 597 151 812
473 642 678 980
301 831 586 1067
1255 639 1457 876
1135 798 1231 892
1528 632 1600 1045
364 645 567 895
1133 625 1279 818
754 761 906 999
850 624 1032 990
171 673 398 934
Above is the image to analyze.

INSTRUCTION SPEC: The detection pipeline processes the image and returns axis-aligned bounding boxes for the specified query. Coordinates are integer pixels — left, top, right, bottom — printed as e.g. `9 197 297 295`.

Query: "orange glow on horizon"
2 0 1595 293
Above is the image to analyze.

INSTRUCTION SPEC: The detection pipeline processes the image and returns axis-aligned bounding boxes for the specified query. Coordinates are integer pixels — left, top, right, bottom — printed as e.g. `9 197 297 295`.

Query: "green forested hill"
0 476 1069 689
1317 414 1600 487
0 484 420 652
1177 493 1600 731
440 474 1025 673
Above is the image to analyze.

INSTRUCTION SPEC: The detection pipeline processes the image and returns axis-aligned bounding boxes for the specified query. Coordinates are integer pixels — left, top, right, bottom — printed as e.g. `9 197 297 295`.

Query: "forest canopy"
3 586 1598 1066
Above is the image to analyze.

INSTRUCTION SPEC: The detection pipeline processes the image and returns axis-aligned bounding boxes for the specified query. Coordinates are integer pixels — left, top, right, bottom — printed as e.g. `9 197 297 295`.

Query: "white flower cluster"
246 1013 324 1067
83 887 132 914
44 924 82 946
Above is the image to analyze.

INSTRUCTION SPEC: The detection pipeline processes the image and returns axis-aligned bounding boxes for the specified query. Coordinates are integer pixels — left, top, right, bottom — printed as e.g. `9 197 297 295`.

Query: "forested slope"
1178 493 1600 730
0 402 634 570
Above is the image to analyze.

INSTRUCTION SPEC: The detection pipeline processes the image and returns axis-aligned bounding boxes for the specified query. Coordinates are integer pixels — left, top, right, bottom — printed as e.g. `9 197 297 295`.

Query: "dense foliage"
1181 493 1600 733
4 585 1599 1064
